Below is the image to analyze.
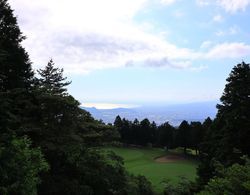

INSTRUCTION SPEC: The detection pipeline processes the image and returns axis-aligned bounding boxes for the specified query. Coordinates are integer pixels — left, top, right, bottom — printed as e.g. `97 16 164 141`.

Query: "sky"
9 0 250 108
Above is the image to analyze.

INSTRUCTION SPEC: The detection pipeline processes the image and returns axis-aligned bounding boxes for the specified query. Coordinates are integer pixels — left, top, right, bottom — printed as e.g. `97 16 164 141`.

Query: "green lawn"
103 147 198 194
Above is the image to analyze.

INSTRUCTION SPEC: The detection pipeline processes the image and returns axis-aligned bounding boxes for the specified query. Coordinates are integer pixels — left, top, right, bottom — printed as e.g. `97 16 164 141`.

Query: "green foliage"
127 175 154 195
37 59 71 95
177 121 191 154
198 157 250 195
163 176 195 195
33 60 126 194
0 136 48 195
198 62 250 186
0 0 33 91
216 62 250 161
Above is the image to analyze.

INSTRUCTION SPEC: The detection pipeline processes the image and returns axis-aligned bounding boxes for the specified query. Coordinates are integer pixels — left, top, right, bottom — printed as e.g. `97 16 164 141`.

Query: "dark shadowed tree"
177 120 191 154
0 0 33 91
216 61 250 160
140 118 152 145
37 59 71 95
190 121 203 155
0 136 48 195
157 122 174 149
198 62 250 186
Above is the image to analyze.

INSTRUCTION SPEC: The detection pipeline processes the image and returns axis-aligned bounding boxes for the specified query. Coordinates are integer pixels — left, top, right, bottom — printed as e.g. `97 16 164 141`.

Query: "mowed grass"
103 147 198 193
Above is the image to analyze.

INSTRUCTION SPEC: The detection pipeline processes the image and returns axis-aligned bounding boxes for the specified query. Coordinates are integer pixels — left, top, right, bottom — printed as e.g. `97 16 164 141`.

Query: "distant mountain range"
81 101 218 126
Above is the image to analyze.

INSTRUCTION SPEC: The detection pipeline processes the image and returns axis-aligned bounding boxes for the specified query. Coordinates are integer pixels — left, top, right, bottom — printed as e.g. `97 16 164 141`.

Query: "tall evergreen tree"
190 121 203 155
198 62 250 186
37 59 71 95
157 122 174 149
0 0 33 91
216 61 250 159
35 61 133 195
0 0 36 136
177 120 190 154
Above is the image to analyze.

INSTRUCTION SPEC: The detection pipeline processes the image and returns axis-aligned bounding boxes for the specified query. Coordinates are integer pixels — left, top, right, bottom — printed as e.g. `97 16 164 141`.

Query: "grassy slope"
104 147 198 193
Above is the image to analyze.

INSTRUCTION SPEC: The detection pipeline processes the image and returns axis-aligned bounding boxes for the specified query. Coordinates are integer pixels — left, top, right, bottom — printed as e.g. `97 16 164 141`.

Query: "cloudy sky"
9 0 250 108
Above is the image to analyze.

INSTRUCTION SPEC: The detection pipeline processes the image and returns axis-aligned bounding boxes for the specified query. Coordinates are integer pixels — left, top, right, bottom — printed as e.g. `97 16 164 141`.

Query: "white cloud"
9 0 200 74
190 65 208 72
215 26 240 37
206 42 250 59
173 10 185 18
160 0 177 5
217 0 250 13
197 0 250 13
8 0 250 75
229 26 239 35
215 30 225 36
196 0 211 6
200 41 212 49
213 14 223 22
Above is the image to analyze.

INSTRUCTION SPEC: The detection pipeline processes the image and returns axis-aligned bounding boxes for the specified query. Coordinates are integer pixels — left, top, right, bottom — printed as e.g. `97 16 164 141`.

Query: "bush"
198 157 250 195
163 176 195 195
0 136 48 195
127 175 154 195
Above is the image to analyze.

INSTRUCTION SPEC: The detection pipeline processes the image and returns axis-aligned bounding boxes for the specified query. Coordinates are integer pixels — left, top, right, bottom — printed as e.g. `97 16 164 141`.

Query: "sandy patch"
155 154 186 163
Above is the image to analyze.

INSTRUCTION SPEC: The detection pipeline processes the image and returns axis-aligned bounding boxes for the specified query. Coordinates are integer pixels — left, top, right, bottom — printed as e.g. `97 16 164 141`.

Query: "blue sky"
10 0 250 108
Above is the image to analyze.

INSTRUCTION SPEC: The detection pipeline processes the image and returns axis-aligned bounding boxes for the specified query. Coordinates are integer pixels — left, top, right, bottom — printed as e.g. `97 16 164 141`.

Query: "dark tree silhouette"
198 62 250 186
37 59 71 95
177 120 190 154
0 0 33 91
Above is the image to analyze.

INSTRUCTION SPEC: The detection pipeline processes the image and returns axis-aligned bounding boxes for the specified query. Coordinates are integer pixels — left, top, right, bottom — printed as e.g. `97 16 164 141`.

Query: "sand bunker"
155 154 186 163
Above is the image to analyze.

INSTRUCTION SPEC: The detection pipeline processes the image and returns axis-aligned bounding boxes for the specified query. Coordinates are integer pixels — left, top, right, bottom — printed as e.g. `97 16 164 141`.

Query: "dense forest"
114 116 212 154
0 0 250 194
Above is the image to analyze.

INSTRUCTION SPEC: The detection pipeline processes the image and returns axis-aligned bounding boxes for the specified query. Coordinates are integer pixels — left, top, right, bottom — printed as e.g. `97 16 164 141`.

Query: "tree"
140 119 152 145
190 121 203 155
202 117 212 131
198 157 250 195
198 62 250 186
177 120 190 154
0 0 37 137
132 118 140 144
163 176 195 195
128 175 154 195
37 59 71 95
150 121 157 145
157 122 174 149
0 136 48 195
216 61 250 160
0 0 33 91
114 115 123 128
35 61 135 195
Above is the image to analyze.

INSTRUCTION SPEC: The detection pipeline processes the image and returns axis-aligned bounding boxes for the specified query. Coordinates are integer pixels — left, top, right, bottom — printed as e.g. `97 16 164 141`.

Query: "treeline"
163 61 250 195
0 1 154 194
1 0 250 194
114 116 212 154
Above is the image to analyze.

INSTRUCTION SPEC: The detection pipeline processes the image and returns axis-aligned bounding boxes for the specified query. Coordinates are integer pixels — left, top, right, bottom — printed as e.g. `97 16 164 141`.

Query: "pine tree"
216 62 250 159
197 62 250 186
0 0 33 91
37 59 71 95
178 120 190 154
0 0 35 135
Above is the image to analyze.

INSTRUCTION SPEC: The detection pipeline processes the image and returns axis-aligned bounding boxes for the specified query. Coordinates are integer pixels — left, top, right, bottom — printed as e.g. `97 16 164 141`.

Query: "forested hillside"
1 0 250 195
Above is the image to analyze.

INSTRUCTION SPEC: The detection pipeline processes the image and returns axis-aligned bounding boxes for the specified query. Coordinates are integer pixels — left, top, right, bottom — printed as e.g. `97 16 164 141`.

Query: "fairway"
104 147 198 193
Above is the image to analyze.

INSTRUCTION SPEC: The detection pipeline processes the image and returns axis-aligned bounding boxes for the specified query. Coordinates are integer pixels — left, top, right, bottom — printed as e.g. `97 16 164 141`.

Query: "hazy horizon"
81 100 218 109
